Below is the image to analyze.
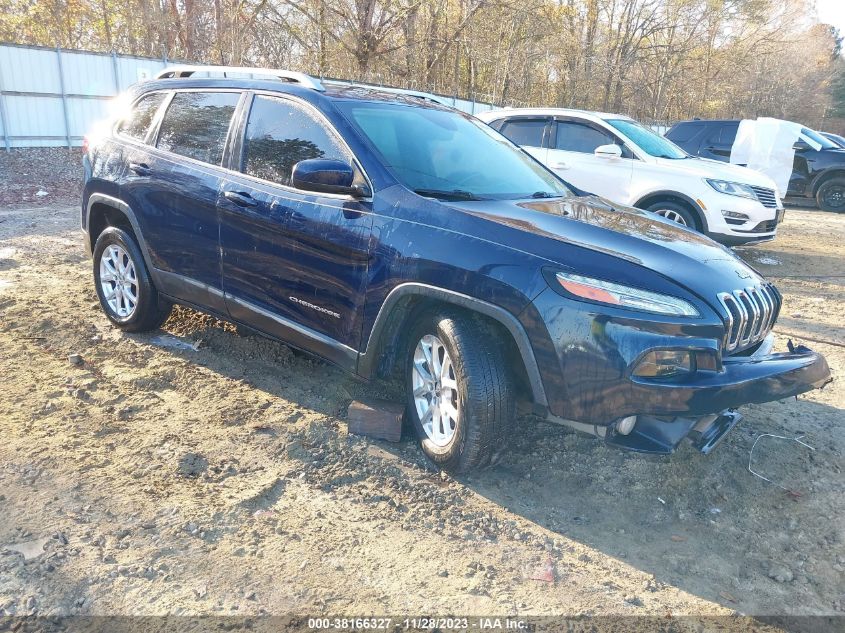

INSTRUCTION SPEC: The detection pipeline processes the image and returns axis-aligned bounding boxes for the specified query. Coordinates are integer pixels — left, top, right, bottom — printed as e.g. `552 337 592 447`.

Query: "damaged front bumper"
547 335 832 455
626 336 832 419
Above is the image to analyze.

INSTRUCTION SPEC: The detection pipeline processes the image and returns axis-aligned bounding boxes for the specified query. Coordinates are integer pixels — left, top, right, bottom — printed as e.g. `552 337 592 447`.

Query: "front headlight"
705 179 758 200
554 272 700 317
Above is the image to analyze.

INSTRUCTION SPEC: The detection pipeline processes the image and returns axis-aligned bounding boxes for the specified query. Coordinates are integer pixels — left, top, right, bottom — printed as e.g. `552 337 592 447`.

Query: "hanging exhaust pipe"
546 414 637 438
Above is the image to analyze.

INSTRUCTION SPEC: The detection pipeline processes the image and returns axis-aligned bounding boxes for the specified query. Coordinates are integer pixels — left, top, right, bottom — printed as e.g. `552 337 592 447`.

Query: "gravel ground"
0 162 843 624
0 147 84 208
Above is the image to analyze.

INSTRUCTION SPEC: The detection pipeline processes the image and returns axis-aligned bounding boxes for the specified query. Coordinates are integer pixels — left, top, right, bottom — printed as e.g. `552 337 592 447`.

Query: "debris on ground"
347 398 404 442
2 537 50 560
528 557 556 583
748 433 815 492
148 333 202 351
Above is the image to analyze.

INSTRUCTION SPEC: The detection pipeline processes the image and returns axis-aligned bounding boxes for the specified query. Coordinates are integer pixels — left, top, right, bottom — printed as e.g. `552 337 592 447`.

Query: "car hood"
652 156 778 189
449 194 765 301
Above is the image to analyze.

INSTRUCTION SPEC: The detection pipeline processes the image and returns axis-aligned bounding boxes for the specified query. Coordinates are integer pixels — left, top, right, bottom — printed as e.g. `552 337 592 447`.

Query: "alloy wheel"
654 209 688 226
411 334 460 447
99 244 139 318
823 185 845 210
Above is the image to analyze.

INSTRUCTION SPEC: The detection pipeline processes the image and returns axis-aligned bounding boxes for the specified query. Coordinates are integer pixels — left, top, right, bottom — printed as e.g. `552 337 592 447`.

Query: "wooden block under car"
347 398 404 442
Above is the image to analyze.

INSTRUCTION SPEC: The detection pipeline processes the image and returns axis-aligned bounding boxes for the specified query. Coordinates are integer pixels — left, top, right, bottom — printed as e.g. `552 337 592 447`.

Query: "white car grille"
750 186 778 209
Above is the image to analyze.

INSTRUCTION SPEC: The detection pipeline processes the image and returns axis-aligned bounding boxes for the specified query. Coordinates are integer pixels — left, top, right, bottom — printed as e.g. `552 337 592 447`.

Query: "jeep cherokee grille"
718 284 780 352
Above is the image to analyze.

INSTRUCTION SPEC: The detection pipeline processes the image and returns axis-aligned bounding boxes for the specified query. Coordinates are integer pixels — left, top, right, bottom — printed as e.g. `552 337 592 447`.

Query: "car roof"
478 107 633 123
136 69 453 111
672 119 740 126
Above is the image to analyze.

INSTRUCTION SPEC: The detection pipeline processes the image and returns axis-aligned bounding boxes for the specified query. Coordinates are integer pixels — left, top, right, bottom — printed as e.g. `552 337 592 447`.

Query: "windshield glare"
606 118 687 159
337 102 571 200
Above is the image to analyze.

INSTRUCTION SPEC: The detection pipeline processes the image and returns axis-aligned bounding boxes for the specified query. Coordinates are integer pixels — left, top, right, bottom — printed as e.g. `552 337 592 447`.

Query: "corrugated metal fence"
0 43 172 149
0 42 498 151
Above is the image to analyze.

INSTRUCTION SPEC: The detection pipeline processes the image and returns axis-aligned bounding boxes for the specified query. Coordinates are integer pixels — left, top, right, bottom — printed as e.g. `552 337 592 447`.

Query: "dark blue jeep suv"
82 66 831 472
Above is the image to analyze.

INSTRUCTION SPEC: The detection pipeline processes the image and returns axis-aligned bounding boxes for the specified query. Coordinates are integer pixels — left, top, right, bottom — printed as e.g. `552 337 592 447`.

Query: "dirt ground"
0 156 843 622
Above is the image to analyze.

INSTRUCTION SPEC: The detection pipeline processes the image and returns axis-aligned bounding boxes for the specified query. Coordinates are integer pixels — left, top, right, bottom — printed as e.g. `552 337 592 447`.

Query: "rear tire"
405 311 514 473
93 227 171 332
815 177 845 212
646 200 700 230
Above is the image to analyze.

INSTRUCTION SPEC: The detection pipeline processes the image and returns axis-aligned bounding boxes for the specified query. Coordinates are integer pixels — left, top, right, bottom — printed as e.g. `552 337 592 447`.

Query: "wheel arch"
85 193 156 274
811 169 845 196
356 283 548 409
633 190 709 232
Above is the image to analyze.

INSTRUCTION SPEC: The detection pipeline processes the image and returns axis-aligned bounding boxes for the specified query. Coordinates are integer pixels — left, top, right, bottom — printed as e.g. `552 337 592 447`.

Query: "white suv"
478 109 784 246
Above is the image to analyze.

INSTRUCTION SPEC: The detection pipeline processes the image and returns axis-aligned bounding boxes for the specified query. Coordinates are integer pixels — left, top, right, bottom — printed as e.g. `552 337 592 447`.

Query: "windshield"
336 102 571 200
824 132 845 148
801 127 839 150
606 118 687 159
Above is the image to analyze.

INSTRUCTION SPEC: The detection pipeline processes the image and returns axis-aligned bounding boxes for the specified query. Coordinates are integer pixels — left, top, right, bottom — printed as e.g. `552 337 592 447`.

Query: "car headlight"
705 179 757 200
554 272 700 317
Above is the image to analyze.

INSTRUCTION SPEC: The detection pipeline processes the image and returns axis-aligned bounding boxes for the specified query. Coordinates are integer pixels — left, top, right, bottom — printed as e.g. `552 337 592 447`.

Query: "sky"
816 0 845 34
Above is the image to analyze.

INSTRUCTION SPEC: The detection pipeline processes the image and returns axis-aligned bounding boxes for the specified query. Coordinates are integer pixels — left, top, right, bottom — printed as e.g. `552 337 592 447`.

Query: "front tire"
405 312 514 473
646 200 700 230
815 177 845 212
93 227 171 332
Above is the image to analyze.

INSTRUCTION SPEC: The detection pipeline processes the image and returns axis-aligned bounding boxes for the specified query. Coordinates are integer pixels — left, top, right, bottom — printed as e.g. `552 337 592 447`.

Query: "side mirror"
291 159 369 197
793 140 810 152
595 144 623 159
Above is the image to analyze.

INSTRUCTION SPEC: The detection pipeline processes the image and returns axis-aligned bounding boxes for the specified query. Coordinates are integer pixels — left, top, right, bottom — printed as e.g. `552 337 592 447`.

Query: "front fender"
356 282 549 408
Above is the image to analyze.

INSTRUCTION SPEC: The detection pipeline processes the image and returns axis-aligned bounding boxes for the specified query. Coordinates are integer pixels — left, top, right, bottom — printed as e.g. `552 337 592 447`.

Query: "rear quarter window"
156 91 241 166
116 92 167 142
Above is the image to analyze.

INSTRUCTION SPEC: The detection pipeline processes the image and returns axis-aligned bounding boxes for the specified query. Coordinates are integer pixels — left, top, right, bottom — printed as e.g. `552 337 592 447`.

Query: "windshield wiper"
531 191 563 198
413 188 485 201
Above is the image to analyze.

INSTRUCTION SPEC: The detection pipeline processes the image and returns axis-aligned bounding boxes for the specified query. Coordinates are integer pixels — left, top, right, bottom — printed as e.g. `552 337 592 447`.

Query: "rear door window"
156 91 241 166
554 121 615 153
666 122 703 143
704 123 737 145
117 92 167 142
718 123 739 144
498 119 547 148
240 95 350 186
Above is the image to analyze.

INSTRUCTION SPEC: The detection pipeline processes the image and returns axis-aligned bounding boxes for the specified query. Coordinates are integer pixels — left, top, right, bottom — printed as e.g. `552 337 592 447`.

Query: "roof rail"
322 80 448 105
154 65 325 92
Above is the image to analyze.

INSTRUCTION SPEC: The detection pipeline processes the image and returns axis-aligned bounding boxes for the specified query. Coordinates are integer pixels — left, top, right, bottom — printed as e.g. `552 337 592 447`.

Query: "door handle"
223 191 258 207
128 162 151 176
553 161 570 170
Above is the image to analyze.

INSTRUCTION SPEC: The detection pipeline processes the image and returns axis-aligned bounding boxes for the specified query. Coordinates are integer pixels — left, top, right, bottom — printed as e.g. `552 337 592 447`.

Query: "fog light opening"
616 415 637 436
633 349 693 378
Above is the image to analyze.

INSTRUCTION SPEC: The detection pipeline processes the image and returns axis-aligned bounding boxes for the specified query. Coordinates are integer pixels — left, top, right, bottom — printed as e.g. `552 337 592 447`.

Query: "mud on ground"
0 201 842 620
